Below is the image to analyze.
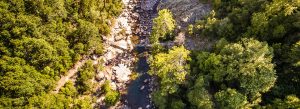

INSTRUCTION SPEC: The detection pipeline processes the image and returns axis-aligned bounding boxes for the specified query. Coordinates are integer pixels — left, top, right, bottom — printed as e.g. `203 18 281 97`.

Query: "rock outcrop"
158 0 211 28
156 0 214 51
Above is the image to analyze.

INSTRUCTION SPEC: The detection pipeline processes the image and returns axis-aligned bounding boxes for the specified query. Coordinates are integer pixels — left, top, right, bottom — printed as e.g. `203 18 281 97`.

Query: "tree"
60 82 77 97
170 99 186 109
76 60 95 94
269 95 300 108
102 81 120 107
215 38 276 96
187 76 213 109
290 41 300 67
0 0 123 108
149 46 190 109
247 0 300 40
215 88 248 109
149 46 190 95
104 91 120 106
27 94 72 109
150 9 176 44
74 96 93 109
12 37 58 69
151 90 167 109
193 38 276 106
0 56 55 98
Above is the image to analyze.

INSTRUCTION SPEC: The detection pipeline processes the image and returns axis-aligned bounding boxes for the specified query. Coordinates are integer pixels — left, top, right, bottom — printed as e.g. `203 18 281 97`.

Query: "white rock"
112 64 132 82
140 85 145 90
110 82 117 90
104 51 113 60
114 40 128 49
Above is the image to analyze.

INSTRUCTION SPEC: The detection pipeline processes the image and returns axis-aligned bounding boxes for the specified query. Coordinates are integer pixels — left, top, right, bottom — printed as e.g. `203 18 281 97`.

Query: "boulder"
114 40 128 50
112 64 132 82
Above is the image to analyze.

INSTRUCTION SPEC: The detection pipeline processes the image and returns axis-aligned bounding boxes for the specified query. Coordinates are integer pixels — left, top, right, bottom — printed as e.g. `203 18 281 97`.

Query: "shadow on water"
123 0 161 108
124 46 153 108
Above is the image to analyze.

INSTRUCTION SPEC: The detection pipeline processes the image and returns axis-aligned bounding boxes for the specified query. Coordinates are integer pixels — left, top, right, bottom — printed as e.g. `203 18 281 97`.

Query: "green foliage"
102 81 112 93
27 93 72 109
214 88 248 109
0 0 122 107
191 0 300 41
104 91 120 106
150 9 176 44
203 38 276 96
170 99 186 109
0 56 55 98
150 0 300 108
74 96 93 109
187 76 213 109
60 82 77 97
263 41 300 105
187 24 194 35
290 41 300 67
268 95 300 109
185 38 276 108
149 46 190 95
150 43 165 55
149 46 190 108
152 91 167 109
12 37 58 70
76 60 95 94
102 81 120 107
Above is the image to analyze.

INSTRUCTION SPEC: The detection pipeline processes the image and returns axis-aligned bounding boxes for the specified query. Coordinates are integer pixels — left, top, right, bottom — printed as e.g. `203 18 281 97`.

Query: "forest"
149 0 300 108
0 0 299 108
0 0 122 108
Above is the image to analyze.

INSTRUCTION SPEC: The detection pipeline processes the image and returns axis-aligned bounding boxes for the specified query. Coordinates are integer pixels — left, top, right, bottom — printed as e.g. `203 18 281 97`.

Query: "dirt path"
53 57 88 93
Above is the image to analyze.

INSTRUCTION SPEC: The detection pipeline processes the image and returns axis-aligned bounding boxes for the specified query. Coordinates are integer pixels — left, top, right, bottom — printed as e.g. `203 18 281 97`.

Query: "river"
122 0 160 109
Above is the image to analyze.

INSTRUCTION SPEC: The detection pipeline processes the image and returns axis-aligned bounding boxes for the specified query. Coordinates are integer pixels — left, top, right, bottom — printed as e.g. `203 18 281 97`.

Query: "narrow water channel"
122 0 160 108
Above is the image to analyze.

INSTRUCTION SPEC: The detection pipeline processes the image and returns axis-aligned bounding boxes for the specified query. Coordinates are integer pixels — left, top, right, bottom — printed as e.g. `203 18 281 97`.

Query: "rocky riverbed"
94 0 159 108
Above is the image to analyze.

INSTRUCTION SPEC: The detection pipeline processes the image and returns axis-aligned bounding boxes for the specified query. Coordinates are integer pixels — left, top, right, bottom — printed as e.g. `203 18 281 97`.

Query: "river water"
122 0 160 109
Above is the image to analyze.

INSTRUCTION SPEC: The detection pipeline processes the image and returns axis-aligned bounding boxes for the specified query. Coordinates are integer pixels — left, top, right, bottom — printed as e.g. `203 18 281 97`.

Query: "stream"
122 0 160 109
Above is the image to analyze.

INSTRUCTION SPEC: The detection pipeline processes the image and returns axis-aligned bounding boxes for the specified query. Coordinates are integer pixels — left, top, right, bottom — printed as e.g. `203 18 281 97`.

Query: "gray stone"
158 0 211 28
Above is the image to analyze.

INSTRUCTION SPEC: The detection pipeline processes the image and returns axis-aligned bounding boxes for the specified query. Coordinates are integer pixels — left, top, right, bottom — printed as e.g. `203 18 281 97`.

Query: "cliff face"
158 0 211 28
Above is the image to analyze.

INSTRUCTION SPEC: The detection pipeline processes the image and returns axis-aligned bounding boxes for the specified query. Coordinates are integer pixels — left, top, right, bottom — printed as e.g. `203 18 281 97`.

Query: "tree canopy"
0 0 122 108
149 46 190 95
150 9 176 44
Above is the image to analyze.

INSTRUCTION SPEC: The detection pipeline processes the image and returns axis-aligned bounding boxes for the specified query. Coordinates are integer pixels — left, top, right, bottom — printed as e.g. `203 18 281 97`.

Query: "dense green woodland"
149 0 300 108
1 0 300 108
0 0 122 108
